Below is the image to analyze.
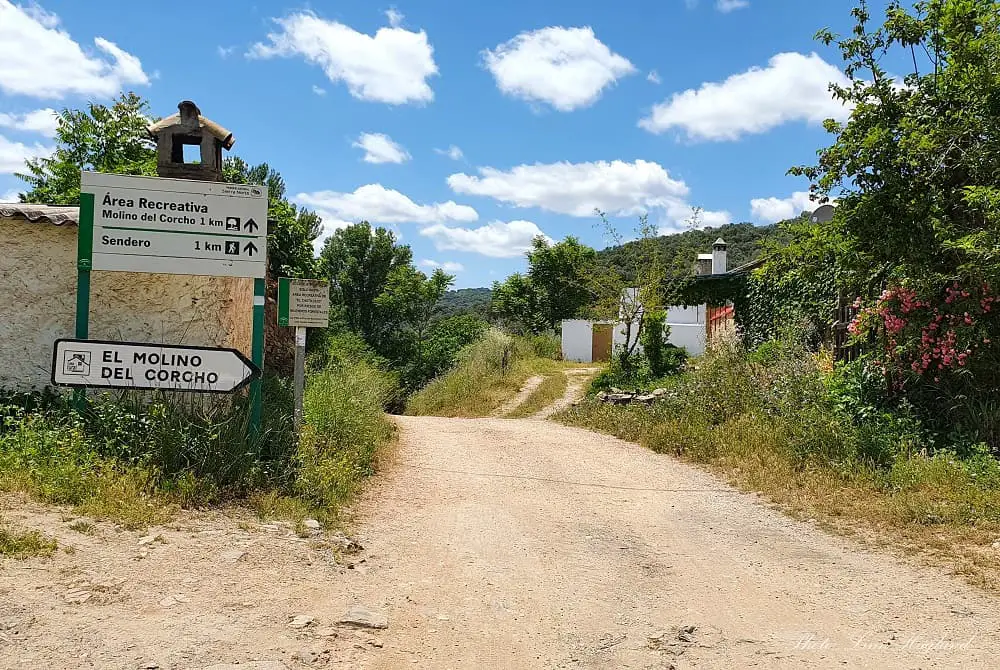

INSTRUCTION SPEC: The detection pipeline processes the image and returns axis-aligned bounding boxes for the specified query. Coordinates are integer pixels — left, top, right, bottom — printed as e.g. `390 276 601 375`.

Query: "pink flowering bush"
849 281 999 393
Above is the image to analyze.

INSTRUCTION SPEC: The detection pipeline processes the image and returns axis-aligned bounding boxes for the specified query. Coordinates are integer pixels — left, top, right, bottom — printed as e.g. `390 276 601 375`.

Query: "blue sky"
0 0 888 288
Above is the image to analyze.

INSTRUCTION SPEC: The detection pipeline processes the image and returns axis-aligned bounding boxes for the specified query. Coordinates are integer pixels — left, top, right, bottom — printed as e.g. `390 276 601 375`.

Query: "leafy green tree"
491 272 547 334
318 223 413 343
376 266 454 388
491 236 598 333
792 0 1000 296
17 92 156 204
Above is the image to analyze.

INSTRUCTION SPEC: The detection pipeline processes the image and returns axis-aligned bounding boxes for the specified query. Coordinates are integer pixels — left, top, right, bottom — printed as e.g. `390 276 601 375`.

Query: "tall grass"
556 337 1000 589
0 354 397 528
405 329 563 417
296 361 397 512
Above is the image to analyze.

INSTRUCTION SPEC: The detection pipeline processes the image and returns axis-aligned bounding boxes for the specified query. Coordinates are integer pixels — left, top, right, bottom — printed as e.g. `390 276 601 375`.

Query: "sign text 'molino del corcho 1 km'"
81 171 268 279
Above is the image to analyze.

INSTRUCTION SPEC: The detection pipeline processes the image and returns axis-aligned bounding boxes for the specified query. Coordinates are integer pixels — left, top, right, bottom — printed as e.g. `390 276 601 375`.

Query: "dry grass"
408 330 575 418
0 520 57 559
557 401 1000 592
505 370 569 418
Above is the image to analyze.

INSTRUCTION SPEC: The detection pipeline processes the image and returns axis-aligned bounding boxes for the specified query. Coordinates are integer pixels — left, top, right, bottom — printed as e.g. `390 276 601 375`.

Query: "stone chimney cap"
147 101 235 150
713 238 727 247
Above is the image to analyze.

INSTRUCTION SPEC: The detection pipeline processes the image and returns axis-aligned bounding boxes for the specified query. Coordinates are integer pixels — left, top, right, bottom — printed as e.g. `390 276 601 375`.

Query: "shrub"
297 361 397 511
640 310 668 377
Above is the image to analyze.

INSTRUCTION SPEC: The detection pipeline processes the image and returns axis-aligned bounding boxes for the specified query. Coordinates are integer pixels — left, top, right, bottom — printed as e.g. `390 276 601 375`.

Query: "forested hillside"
438 288 492 318
598 222 783 281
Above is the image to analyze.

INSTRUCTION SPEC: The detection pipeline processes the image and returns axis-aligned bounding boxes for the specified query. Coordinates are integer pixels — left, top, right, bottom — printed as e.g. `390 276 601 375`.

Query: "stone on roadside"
220 549 247 564
302 519 321 531
651 388 668 397
289 615 315 629
338 604 388 630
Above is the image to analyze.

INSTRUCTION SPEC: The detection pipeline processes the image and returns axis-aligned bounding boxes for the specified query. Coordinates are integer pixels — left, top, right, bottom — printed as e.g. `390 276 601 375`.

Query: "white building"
560 238 729 362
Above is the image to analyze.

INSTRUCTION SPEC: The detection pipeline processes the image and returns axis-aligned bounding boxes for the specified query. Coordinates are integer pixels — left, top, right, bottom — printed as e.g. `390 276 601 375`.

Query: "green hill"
598 222 782 282
437 288 492 318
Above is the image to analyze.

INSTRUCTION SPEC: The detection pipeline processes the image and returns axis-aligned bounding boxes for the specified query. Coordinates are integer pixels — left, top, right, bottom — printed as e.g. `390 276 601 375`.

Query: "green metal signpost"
74 172 268 433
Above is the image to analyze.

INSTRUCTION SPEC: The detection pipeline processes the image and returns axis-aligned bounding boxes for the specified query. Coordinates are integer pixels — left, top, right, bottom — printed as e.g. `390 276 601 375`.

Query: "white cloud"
0 1 150 99
750 191 815 223
0 109 59 137
419 259 465 273
716 0 750 12
448 159 687 217
647 70 661 85
1 188 21 202
352 132 410 164
483 26 635 111
435 145 464 161
217 45 236 58
448 159 730 230
248 11 437 105
295 184 478 226
385 8 404 28
312 84 327 96
421 220 550 258
639 52 850 141
0 133 53 174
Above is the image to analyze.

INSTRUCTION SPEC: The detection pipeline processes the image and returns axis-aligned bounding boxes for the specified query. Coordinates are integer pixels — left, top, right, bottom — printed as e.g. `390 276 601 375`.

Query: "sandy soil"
532 368 602 419
3 414 1000 669
494 375 544 417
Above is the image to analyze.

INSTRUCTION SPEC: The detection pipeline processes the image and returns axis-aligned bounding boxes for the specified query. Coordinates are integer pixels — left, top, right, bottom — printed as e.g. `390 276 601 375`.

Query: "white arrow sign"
52 339 260 393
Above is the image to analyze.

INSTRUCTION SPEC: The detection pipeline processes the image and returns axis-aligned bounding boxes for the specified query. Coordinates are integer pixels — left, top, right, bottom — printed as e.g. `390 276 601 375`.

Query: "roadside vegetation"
405 330 566 417
0 339 396 530
0 519 58 559
557 336 1000 589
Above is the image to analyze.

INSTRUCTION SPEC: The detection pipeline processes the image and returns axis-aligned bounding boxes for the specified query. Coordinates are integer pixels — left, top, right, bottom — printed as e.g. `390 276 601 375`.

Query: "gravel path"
3 415 1000 669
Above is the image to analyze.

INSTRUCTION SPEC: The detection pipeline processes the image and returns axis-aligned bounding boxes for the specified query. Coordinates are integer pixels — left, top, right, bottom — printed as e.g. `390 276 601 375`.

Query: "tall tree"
17 92 156 204
375 266 454 387
318 223 413 343
491 236 598 333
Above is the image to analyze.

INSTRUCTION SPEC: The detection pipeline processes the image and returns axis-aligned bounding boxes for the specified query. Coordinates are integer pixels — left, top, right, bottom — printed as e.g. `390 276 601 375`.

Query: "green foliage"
437 288 492 319
406 329 523 416
640 311 669 377
0 523 57 559
318 223 413 344
17 92 156 204
491 237 597 333
598 222 782 296
522 332 562 360
297 360 397 511
376 265 455 390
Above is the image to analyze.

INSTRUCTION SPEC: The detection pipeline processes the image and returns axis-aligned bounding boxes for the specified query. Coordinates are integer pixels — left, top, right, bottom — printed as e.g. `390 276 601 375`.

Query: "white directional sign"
52 339 261 393
80 172 268 278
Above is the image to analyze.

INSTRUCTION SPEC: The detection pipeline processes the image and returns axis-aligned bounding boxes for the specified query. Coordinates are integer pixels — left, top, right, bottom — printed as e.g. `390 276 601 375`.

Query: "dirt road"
3 414 1000 669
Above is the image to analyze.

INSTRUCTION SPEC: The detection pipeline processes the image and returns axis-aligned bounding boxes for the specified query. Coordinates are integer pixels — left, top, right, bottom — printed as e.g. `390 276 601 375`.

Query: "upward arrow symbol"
244 241 258 257
244 218 259 233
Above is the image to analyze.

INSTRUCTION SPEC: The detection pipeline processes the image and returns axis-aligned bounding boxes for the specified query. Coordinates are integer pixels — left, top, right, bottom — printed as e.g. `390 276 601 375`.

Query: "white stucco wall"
613 321 642 353
666 306 705 325
0 218 253 390
667 324 706 356
561 320 594 363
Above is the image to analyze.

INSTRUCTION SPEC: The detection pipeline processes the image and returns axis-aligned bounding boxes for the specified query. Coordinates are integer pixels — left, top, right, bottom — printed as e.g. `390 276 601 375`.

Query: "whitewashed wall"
561 320 594 363
667 324 706 356
0 218 253 390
